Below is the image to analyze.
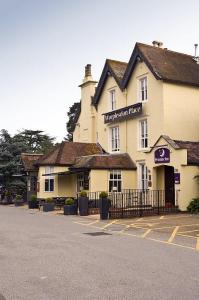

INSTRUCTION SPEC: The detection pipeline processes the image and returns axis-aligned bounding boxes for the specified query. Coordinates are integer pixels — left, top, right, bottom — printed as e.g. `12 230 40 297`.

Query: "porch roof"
70 153 137 170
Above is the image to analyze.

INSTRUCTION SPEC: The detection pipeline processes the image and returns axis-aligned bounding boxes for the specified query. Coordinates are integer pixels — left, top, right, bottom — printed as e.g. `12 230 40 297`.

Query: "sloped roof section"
35 142 105 166
92 59 127 107
174 140 199 165
123 42 199 88
21 153 43 171
71 153 136 170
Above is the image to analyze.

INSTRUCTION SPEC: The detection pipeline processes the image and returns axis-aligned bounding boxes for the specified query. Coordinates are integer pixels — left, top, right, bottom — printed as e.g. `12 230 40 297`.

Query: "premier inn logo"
103 103 142 124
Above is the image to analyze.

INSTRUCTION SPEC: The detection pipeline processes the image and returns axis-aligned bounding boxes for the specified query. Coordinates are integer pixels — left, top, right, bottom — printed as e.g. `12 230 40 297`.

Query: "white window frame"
139 119 148 150
139 77 148 102
77 174 84 192
109 170 122 192
109 126 120 152
138 163 148 190
109 89 116 111
44 166 54 192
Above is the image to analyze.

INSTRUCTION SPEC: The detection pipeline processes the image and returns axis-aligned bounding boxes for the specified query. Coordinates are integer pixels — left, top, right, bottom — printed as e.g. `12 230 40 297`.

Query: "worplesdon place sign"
103 103 142 124
154 147 170 164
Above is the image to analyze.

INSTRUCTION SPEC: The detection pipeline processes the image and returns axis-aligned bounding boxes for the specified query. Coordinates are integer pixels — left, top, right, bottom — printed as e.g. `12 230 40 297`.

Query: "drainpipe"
124 88 128 153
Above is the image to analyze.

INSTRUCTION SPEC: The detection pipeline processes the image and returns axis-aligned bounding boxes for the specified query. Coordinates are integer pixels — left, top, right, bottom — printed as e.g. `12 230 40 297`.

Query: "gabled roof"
21 153 43 171
71 153 136 170
174 140 199 166
150 135 199 166
92 59 127 107
35 142 105 166
122 42 199 88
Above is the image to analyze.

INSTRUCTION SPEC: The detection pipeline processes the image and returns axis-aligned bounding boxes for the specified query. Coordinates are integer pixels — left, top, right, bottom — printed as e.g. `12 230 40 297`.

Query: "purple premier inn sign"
154 147 170 164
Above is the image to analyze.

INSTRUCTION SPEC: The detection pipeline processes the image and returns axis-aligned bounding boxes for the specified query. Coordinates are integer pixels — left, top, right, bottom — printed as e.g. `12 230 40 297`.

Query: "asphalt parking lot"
0 206 199 300
73 213 199 251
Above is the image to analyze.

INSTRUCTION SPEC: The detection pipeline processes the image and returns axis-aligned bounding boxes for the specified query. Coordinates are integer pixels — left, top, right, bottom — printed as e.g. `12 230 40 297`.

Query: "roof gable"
35 142 105 166
21 153 43 171
123 43 199 88
93 59 127 107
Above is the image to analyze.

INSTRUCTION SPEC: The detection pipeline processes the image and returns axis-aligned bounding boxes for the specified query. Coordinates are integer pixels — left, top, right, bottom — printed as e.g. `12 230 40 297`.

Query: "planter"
28 201 39 209
43 203 55 212
14 201 24 207
3 197 13 205
63 204 77 215
99 197 110 220
78 196 89 216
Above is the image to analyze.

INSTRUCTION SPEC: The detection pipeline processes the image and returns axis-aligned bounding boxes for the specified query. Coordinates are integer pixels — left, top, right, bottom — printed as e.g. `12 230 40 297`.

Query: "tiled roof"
35 142 105 166
107 59 127 83
123 42 199 88
21 153 43 171
92 59 127 107
71 153 136 170
174 140 199 165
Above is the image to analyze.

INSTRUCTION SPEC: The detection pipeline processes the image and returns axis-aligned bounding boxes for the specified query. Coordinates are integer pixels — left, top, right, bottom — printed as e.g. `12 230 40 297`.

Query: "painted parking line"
196 238 199 251
168 226 180 243
102 220 117 229
141 229 152 238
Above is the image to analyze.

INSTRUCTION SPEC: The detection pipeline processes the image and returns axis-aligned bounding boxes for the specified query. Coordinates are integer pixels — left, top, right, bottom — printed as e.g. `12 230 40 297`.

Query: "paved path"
0 206 199 300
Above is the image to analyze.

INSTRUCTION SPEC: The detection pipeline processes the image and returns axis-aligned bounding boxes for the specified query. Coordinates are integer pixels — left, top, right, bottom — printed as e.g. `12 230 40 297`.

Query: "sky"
0 0 199 142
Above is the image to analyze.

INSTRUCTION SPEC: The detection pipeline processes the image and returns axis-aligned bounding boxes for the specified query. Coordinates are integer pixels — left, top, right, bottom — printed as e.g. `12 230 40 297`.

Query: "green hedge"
187 198 199 213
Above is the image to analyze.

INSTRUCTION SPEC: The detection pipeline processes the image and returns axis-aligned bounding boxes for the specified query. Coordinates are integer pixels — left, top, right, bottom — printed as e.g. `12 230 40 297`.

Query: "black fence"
81 190 179 218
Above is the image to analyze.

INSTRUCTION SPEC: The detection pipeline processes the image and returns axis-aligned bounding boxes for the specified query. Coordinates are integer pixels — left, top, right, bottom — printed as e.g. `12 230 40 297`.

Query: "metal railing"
77 190 179 218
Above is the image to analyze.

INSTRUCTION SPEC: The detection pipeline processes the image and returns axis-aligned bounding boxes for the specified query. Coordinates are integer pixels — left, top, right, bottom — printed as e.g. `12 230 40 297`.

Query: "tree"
66 102 81 141
14 129 55 154
0 129 55 191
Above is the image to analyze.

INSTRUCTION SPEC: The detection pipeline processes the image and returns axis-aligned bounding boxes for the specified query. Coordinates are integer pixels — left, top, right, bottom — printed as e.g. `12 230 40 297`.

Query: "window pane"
45 179 49 191
50 179 54 192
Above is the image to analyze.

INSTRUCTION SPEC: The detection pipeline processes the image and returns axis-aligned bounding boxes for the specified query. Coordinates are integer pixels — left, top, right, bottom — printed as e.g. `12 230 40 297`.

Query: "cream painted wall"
96 76 127 153
90 169 136 192
73 79 97 143
180 166 199 211
37 166 69 199
90 170 109 192
163 83 199 141
58 174 77 197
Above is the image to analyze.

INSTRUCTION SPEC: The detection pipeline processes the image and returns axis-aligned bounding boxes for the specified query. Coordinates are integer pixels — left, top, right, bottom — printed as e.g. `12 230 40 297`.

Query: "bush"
65 198 75 205
99 191 108 198
187 198 199 213
30 195 37 202
80 190 87 197
15 194 22 201
45 197 54 203
5 190 11 197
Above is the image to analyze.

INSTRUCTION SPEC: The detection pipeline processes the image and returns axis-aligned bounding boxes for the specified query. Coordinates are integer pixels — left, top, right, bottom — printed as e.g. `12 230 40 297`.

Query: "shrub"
80 190 87 197
187 198 199 213
30 195 37 202
15 194 22 201
45 197 54 203
99 191 108 198
65 198 75 205
5 190 11 197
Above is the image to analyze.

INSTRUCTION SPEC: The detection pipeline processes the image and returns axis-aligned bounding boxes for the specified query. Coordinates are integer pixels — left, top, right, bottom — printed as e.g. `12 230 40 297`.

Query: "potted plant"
78 190 89 216
14 194 24 207
63 198 77 215
99 191 110 220
28 194 39 209
43 197 55 212
3 190 13 205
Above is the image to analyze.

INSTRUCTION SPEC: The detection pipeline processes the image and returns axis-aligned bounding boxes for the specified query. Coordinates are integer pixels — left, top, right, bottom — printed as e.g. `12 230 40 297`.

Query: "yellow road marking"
177 233 198 239
178 229 199 234
196 238 199 251
168 226 179 243
148 238 196 251
102 220 117 229
160 216 164 219
142 229 151 238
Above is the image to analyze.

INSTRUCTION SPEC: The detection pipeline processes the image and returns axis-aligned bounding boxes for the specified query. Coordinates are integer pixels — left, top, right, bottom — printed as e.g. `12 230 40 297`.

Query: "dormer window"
139 77 147 101
110 89 116 111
